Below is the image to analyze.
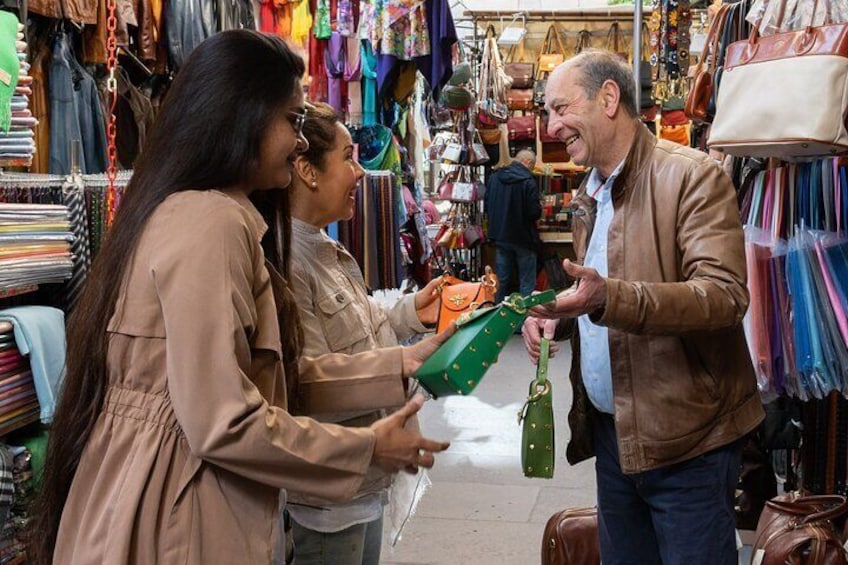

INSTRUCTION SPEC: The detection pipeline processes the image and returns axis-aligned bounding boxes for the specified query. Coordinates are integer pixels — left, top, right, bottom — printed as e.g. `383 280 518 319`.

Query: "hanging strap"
606 21 626 53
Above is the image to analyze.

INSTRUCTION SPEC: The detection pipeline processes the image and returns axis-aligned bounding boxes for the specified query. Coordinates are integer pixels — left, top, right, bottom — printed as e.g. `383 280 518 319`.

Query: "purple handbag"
325 32 346 113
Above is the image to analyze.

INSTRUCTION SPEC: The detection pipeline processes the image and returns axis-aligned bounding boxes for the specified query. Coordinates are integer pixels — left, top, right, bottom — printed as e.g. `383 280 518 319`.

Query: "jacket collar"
611 121 657 200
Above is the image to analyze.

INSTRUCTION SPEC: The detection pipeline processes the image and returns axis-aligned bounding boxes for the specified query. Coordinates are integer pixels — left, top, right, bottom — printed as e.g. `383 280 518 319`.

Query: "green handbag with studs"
519 337 555 478
414 290 556 399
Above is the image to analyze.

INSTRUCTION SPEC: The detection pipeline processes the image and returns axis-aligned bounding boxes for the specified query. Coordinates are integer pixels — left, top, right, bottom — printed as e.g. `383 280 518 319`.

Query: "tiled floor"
381 336 754 564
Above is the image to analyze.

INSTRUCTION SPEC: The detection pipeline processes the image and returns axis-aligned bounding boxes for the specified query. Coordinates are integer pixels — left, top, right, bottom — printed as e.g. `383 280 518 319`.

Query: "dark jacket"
484 161 541 247
561 123 763 474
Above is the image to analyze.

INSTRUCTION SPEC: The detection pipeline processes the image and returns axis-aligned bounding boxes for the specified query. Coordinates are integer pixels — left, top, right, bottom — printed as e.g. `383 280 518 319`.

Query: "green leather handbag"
414 290 556 399
519 337 554 478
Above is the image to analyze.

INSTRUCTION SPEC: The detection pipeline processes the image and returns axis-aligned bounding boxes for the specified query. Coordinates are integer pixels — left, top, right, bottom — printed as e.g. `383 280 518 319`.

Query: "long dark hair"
29 30 306 564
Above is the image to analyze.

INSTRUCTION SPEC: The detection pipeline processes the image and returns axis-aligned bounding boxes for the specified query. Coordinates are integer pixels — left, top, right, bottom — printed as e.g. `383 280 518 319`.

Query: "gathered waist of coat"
103 385 182 433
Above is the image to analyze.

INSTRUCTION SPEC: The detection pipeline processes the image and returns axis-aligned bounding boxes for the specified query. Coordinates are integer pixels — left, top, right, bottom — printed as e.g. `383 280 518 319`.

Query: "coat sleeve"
386 293 428 343
153 201 374 501
596 159 749 335
525 178 542 221
298 348 407 416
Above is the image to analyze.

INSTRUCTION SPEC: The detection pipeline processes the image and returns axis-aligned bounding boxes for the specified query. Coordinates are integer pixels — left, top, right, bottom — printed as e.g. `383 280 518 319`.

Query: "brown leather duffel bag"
752 493 848 564
541 507 600 565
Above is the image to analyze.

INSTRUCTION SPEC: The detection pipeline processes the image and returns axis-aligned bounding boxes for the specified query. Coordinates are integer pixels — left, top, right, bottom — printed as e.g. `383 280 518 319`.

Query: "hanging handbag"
437 168 458 199
574 28 592 55
508 114 536 141
519 337 555 478
538 24 566 74
477 33 512 125
709 0 848 159
469 131 490 166
536 113 570 165
684 4 730 122
507 88 534 111
479 126 502 145
751 492 848 565
415 290 556 398
605 21 628 61
534 78 547 107
440 84 475 112
505 39 534 89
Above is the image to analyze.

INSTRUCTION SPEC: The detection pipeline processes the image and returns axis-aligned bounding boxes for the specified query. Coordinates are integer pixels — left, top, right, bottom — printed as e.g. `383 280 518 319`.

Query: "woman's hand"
401 323 456 377
370 395 450 473
414 276 444 326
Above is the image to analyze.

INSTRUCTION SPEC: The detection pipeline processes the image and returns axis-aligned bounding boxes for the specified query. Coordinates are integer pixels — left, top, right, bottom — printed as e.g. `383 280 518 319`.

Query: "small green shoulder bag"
414 290 556 399
519 337 554 479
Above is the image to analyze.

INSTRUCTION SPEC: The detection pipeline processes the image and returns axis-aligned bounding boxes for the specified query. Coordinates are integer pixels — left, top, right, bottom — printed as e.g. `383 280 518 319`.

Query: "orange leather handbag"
419 268 499 334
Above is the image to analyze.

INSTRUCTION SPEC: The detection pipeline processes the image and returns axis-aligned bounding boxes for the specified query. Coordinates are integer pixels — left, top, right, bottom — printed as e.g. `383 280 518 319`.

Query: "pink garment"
422 199 440 224
401 185 418 216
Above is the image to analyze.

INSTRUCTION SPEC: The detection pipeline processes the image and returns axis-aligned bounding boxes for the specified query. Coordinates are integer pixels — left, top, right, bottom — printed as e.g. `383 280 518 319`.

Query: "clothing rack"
338 171 404 291
0 170 132 309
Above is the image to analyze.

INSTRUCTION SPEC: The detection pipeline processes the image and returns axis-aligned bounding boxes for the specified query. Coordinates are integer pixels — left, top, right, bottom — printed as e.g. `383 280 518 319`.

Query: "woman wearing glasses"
30 30 450 565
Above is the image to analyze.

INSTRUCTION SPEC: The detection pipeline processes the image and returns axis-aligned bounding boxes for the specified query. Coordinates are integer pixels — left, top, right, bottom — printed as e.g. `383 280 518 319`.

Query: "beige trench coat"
53 190 406 564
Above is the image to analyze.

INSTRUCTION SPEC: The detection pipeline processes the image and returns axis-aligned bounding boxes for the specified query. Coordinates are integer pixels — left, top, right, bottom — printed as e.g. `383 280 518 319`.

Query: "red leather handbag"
507 115 536 141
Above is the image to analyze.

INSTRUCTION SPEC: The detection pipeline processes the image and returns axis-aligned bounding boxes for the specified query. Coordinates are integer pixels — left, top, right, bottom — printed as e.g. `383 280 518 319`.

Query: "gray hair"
514 149 536 167
569 49 638 118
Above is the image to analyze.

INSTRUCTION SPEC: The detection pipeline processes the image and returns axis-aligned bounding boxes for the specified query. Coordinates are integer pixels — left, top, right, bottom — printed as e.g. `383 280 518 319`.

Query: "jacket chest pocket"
317 288 369 351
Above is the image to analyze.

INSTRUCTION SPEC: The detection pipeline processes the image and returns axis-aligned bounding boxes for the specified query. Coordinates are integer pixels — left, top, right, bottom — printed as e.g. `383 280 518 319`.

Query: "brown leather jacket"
564 123 764 474
28 0 97 24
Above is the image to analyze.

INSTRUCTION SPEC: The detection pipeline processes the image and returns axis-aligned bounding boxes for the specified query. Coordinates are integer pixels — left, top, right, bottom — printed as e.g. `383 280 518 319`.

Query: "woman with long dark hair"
29 30 449 564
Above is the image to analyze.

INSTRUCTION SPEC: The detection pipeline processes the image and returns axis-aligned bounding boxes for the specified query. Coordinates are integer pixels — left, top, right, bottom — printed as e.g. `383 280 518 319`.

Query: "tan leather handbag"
538 24 566 74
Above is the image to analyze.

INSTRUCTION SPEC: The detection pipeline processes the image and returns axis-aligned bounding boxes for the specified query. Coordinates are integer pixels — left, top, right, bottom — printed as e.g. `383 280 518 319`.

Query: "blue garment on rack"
0 306 66 423
360 42 378 127
48 32 108 175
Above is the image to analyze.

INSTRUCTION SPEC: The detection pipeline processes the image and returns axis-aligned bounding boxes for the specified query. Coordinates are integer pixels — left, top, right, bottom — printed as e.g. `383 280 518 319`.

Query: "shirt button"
336 294 345 303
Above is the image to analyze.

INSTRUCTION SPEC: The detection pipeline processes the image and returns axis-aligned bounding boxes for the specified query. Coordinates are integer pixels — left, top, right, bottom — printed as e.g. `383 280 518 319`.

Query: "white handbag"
708 21 848 160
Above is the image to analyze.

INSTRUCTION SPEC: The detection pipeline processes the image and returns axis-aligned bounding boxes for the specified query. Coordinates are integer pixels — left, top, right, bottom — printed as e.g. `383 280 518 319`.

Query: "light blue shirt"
578 161 624 415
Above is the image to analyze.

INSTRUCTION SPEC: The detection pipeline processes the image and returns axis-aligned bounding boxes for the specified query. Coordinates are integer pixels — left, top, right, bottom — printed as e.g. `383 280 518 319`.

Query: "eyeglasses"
287 109 308 137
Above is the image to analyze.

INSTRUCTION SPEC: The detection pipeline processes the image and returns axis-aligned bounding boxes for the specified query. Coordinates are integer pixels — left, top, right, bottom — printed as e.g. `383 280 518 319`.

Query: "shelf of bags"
0 284 38 299
539 232 573 243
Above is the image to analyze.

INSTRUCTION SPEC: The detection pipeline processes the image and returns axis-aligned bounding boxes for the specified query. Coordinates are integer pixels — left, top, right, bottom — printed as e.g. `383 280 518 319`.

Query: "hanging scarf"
649 0 691 109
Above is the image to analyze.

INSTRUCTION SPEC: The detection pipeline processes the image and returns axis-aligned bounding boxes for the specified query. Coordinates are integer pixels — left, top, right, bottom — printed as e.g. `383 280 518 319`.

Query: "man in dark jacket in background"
485 149 542 302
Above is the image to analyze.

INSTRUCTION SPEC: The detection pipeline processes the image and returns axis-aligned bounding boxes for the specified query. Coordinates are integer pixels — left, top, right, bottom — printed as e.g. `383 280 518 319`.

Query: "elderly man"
485 149 542 302
522 49 763 564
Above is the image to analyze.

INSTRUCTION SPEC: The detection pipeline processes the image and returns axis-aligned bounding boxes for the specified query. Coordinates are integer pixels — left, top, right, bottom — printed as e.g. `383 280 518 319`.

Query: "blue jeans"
594 414 742 565
291 515 383 565
495 242 537 302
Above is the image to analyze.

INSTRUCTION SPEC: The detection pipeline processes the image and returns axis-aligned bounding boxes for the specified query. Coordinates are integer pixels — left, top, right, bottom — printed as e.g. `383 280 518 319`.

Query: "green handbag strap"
536 338 550 387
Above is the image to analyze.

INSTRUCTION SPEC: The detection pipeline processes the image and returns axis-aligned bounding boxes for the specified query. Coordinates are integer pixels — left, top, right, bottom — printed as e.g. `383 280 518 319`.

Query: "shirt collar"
586 159 626 203
292 217 322 236
216 189 268 241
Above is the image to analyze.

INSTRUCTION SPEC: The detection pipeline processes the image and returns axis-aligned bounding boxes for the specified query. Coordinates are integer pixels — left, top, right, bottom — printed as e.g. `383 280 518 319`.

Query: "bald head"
514 149 536 170
547 49 638 118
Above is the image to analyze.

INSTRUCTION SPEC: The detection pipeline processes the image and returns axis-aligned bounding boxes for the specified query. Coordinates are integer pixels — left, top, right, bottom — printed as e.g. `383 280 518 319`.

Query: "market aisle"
381 336 755 564
381 336 595 564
